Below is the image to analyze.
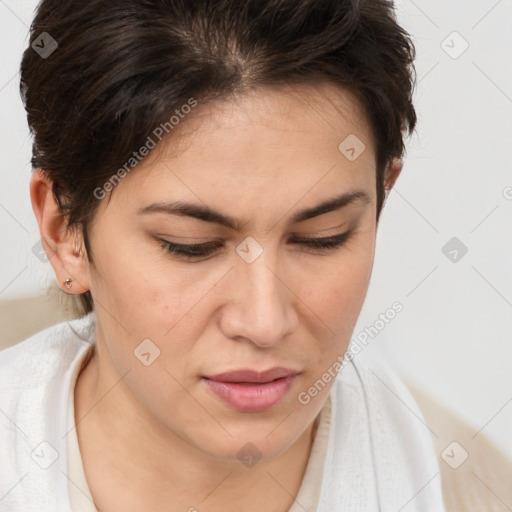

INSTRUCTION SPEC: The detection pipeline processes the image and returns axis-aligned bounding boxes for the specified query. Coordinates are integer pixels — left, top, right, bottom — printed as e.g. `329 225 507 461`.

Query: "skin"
30 82 402 512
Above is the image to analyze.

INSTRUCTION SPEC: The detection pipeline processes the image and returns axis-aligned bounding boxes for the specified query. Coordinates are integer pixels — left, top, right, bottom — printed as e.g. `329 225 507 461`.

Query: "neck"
73 344 320 512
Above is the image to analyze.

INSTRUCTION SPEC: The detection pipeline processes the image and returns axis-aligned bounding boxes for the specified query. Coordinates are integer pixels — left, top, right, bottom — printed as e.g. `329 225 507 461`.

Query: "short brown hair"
20 0 417 314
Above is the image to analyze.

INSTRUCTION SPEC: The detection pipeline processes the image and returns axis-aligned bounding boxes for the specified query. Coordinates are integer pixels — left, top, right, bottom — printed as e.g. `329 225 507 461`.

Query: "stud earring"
63 278 72 289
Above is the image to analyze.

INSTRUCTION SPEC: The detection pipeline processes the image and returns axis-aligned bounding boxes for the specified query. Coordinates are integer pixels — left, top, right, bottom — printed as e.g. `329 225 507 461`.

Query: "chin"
196 421 305 466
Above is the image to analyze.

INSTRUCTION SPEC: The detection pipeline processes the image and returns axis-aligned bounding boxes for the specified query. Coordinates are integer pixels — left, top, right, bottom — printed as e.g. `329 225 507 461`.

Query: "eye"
158 230 353 260
158 239 222 259
289 230 353 251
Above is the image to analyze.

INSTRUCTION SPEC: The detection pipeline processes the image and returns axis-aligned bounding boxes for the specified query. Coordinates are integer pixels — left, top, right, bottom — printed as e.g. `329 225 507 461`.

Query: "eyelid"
290 220 350 235
157 231 351 246
289 230 353 247
157 230 354 260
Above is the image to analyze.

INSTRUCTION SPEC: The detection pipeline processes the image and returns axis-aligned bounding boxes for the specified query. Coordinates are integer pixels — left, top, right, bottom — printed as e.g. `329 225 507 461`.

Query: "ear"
29 169 90 295
384 158 403 192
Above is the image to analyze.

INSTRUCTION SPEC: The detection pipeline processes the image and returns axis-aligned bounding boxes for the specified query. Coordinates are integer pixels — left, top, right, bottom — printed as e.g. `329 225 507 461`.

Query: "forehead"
104 82 377 215
160 81 375 161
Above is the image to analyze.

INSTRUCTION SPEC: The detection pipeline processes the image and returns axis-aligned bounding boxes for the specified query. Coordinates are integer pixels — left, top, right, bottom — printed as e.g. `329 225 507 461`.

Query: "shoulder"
343 351 512 512
407 382 512 512
0 312 96 510
0 311 96 391
0 311 96 434
334 350 429 428
325 353 446 511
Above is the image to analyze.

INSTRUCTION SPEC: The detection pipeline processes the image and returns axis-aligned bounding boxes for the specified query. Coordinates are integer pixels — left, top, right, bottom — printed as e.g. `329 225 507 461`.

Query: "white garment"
65 352 96 511
0 311 445 511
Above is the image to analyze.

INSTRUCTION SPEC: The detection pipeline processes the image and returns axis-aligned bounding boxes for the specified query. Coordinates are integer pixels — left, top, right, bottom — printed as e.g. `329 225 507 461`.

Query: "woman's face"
82 83 378 462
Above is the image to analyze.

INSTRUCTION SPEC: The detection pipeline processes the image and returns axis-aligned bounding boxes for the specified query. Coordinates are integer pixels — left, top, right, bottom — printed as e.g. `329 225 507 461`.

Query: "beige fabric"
406 382 512 512
0 289 82 350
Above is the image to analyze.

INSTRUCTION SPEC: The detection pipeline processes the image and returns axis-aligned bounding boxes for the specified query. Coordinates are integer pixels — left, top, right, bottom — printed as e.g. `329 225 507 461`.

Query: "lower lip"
202 375 297 412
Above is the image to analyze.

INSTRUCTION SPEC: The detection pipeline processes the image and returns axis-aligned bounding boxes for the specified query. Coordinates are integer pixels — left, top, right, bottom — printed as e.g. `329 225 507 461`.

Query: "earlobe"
29 169 90 295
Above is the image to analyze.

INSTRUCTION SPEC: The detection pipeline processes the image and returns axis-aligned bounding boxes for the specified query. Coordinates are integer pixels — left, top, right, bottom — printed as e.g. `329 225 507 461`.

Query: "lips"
204 367 299 384
202 367 299 412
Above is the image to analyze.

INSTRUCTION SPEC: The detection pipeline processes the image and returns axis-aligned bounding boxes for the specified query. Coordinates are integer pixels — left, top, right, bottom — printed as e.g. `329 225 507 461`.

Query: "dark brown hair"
20 0 417 315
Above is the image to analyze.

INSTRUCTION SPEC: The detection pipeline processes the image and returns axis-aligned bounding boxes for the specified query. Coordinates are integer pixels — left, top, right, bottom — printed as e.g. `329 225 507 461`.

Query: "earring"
63 278 72 289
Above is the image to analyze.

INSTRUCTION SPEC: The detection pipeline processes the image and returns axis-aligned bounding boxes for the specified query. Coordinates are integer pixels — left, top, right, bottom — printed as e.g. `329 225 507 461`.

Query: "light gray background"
1 0 511 456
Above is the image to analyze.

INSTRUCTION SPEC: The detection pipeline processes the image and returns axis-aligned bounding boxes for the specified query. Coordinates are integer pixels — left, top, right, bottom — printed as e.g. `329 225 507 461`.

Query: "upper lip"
204 367 299 383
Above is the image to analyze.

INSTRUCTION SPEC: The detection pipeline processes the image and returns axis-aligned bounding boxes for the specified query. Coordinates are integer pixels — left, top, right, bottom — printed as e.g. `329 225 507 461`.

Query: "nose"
218 248 298 348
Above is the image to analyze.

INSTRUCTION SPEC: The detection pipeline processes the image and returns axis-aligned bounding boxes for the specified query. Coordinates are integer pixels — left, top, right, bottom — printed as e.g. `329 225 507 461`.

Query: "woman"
1 0 447 510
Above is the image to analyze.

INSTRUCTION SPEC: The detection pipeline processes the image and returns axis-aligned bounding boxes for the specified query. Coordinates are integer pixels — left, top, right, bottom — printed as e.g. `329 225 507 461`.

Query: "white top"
0 311 446 511
65 371 96 511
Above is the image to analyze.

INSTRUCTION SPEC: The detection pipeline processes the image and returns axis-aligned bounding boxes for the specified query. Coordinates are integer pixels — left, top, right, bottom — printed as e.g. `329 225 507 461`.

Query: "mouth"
202 367 299 412
204 367 299 383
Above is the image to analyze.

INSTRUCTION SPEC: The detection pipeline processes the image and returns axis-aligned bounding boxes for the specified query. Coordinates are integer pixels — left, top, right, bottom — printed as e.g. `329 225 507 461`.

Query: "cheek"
301 247 374 327
89 243 231 381
89 233 189 327
330 257 373 322
294 243 375 367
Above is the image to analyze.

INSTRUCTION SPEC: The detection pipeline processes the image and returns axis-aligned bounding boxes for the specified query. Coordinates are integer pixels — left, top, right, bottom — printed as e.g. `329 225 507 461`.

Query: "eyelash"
158 231 353 259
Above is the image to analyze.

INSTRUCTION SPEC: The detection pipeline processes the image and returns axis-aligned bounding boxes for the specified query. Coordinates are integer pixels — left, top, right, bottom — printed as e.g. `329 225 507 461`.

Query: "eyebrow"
137 189 371 231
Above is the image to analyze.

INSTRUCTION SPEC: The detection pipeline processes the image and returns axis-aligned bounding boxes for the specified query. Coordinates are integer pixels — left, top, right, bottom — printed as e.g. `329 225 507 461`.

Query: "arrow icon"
31 441 59 468
441 441 468 469
31 32 58 58
442 236 468 263
441 31 469 60
338 134 365 161
236 236 263 263
237 442 262 467
134 339 161 366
